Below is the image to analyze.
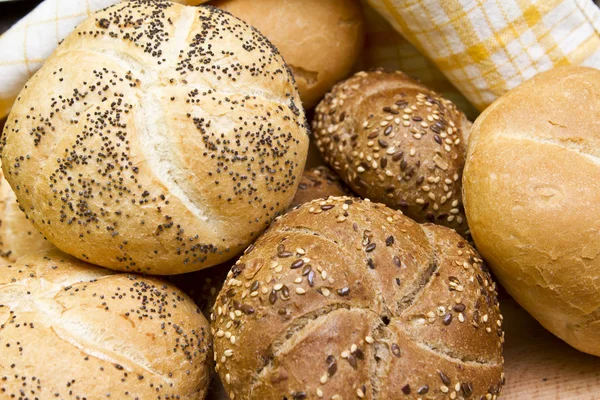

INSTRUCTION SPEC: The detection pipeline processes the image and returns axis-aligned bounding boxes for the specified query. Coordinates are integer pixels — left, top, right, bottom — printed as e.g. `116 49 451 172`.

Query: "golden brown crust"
463 66 600 357
211 196 504 399
313 70 471 236
213 0 365 109
0 167 55 261
0 249 212 399
0 1 309 274
289 166 350 209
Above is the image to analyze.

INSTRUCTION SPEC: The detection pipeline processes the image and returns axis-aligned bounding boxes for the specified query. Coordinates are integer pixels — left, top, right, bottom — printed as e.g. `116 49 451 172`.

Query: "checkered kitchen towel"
360 3 478 118
0 0 208 118
368 0 600 111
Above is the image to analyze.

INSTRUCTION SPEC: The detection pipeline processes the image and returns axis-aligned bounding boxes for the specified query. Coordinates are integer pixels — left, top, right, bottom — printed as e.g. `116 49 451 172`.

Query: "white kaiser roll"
0 1 309 274
0 249 212 399
463 66 600 356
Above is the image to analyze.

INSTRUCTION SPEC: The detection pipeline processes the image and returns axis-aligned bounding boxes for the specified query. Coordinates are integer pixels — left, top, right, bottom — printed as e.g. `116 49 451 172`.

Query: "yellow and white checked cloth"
369 0 600 111
0 0 207 118
360 2 478 118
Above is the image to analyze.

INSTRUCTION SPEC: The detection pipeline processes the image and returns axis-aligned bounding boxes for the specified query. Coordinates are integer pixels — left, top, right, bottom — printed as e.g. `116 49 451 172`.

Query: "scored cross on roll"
0 1 309 274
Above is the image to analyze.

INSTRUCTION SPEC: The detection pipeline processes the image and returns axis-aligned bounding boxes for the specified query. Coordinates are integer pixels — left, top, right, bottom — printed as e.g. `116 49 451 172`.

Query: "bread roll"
213 0 365 109
0 167 55 261
212 196 504 400
0 249 212 399
313 70 471 235
289 165 349 209
1 1 309 275
463 66 600 356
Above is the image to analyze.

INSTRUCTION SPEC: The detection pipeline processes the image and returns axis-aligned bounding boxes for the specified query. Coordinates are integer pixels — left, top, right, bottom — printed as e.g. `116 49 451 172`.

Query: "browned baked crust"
0 1 309 275
289 165 350 209
212 196 504 399
0 249 212 399
213 0 365 109
463 65 600 357
313 70 471 236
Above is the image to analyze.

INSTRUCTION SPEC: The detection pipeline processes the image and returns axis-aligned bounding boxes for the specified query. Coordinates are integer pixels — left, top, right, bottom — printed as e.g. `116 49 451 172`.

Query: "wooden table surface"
501 295 600 399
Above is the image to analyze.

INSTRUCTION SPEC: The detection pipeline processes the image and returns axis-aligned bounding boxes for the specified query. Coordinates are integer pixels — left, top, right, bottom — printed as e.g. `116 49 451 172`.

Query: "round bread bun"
313 70 472 235
0 249 212 399
463 66 600 356
0 1 309 274
289 165 349 209
211 196 504 400
213 0 365 109
0 167 55 261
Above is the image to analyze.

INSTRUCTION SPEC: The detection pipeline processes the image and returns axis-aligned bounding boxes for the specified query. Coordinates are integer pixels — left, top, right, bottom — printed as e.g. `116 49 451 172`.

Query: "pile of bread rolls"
0 0 597 399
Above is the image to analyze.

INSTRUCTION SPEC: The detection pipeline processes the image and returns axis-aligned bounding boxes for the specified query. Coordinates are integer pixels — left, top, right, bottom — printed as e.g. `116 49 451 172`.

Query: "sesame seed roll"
312 70 472 236
212 197 504 400
0 249 212 399
0 1 309 275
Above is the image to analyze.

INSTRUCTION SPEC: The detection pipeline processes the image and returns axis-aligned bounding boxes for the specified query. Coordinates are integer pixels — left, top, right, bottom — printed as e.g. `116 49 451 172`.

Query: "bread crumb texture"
0 0 309 274
0 249 212 399
212 196 504 400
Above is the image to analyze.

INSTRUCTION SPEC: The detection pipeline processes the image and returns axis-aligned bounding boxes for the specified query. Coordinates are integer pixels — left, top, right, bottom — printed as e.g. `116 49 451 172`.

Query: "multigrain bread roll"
212 197 504 400
463 66 600 357
213 0 365 109
0 168 55 261
0 249 212 399
289 165 349 209
313 70 471 235
0 1 309 274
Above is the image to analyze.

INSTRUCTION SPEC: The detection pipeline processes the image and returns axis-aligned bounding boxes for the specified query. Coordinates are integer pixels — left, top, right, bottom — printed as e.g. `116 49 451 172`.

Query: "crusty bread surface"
313 70 471 236
1 1 309 274
0 249 212 399
464 65 600 357
212 196 504 400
